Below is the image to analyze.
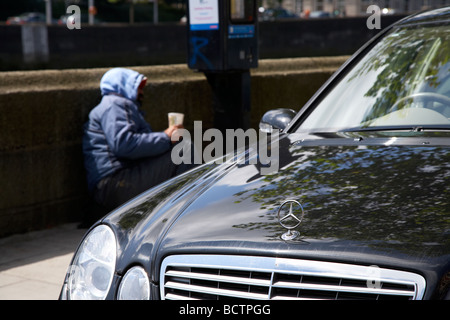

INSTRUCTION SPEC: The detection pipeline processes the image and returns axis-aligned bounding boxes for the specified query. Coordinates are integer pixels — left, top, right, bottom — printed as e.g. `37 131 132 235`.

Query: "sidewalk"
0 223 87 300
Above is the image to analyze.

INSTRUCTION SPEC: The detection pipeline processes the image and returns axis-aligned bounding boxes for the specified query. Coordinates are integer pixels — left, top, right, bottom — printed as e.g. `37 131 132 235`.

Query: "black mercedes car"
60 7 450 300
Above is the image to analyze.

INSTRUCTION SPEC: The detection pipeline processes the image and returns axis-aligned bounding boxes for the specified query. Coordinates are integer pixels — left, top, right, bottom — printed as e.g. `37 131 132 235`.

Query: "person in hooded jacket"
83 68 192 211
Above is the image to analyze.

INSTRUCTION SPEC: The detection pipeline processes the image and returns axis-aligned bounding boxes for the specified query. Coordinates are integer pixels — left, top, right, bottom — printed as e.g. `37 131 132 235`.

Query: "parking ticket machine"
187 0 258 72
187 0 258 130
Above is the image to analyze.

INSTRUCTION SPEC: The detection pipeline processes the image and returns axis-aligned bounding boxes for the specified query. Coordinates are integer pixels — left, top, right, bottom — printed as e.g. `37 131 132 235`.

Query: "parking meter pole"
205 70 251 131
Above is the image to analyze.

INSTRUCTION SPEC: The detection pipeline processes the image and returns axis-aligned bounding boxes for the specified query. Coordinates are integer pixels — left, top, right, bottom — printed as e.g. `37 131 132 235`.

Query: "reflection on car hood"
105 133 450 277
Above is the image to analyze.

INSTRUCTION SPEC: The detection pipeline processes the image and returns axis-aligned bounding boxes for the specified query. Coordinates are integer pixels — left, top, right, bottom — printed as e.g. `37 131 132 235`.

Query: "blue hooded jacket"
82 68 171 192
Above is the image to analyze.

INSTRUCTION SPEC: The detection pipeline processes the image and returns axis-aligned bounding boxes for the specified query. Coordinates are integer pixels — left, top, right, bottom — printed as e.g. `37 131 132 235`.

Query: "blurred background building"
265 0 449 17
0 0 448 70
1 0 449 26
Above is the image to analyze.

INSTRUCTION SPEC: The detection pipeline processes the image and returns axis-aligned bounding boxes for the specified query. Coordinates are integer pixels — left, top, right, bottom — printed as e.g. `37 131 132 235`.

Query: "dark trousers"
93 149 195 211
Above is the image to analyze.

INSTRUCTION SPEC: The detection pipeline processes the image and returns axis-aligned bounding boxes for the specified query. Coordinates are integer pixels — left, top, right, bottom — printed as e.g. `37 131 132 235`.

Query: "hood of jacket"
100 68 144 102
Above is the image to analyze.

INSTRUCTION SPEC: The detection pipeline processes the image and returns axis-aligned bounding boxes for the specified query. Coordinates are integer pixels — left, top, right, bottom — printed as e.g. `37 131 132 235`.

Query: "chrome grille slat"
273 280 414 296
270 296 329 300
165 270 271 287
165 293 199 300
165 281 269 300
160 255 426 300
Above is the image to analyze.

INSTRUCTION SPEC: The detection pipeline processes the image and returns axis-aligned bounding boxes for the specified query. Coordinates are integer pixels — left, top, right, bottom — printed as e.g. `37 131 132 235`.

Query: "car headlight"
67 225 117 300
117 266 150 300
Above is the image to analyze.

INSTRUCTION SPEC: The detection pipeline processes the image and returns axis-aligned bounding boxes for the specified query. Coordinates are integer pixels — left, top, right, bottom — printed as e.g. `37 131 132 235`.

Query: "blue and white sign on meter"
189 0 219 30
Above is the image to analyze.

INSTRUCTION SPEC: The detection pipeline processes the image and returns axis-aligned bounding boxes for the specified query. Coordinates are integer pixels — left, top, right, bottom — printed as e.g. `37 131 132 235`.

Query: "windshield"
297 23 450 133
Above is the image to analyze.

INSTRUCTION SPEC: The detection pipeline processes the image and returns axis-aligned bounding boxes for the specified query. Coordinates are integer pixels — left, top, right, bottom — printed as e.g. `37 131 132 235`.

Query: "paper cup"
168 112 184 126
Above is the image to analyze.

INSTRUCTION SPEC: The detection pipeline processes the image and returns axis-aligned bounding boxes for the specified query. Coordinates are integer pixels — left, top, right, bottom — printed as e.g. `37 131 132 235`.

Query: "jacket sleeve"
101 100 171 159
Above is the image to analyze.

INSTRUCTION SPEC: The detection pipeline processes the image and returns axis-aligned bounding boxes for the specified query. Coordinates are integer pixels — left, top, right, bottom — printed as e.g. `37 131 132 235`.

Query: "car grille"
160 255 426 300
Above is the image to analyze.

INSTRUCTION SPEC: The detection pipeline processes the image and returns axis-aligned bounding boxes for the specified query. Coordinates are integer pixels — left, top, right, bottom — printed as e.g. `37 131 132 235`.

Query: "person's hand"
164 124 184 143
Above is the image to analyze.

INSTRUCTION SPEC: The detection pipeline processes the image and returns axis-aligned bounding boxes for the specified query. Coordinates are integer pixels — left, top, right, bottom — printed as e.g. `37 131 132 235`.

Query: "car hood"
104 133 450 284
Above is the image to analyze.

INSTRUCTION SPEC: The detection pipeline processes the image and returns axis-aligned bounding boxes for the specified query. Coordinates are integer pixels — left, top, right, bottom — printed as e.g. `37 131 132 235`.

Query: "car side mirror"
259 108 296 133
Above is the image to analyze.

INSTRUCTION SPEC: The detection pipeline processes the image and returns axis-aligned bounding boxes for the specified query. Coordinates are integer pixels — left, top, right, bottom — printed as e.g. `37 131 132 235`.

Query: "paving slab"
0 223 87 300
